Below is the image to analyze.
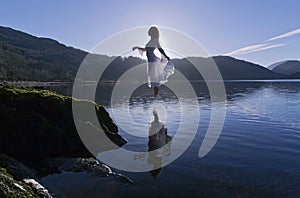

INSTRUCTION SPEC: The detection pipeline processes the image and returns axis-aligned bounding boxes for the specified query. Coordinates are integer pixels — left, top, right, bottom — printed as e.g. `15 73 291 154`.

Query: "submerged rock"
45 157 133 184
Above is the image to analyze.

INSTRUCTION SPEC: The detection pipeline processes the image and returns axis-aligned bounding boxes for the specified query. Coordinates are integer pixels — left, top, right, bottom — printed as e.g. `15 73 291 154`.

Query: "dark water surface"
35 81 300 197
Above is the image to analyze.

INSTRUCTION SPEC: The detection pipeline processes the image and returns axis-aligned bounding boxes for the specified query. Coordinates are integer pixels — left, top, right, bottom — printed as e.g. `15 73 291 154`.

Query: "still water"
40 81 300 197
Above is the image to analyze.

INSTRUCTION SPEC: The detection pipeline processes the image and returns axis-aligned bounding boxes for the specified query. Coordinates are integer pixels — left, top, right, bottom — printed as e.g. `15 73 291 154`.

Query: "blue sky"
1 0 300 66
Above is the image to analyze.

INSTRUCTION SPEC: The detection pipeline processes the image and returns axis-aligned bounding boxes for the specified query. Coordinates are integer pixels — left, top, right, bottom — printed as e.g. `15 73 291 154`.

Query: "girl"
132 26 172 96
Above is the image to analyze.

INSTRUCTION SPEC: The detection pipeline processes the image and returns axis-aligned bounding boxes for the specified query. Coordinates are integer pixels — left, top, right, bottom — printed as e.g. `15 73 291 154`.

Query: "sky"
1 0 300 67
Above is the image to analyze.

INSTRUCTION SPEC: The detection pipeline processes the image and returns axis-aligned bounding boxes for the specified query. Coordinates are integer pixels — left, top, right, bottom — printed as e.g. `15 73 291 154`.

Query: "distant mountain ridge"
268 60 300 76
0 26 296 81
268 60 288 70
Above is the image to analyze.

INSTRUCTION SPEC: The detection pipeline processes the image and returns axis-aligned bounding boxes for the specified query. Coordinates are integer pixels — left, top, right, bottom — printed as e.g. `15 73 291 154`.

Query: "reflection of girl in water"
132 26 173 96
148 111 172 177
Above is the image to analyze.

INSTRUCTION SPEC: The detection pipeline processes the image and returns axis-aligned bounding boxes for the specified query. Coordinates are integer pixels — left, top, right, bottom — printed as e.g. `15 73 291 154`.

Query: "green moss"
0 168 7 174
0 166 38 198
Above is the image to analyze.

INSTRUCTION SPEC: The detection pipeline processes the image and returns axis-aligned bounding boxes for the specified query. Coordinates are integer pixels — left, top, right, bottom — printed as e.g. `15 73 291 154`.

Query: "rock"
0 85 127 161
60 158 110 176
0 85 130 196
0 167 37 197
45 157 133 184
0 153 53 198
13 182 25 191
0 153 36 181
112 173 134 183
23 179 52 198
101 164 113 174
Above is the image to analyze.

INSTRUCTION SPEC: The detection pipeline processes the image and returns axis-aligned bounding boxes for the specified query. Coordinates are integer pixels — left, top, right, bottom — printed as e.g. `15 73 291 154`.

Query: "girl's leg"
154 87 159 96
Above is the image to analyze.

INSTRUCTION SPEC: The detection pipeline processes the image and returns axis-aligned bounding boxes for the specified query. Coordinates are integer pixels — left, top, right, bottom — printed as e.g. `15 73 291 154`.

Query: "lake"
38 80 300 197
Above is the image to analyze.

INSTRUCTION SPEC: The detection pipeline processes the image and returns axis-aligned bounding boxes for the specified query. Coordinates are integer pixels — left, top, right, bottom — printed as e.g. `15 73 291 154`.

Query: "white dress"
139 39 174 88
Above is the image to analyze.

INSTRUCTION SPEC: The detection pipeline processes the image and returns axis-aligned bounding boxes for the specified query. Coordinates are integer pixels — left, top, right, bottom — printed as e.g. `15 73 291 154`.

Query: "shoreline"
2 78 300 86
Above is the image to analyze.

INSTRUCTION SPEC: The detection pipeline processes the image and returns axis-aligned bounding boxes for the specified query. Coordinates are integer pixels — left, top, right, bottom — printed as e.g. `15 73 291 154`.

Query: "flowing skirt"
147 59 174 88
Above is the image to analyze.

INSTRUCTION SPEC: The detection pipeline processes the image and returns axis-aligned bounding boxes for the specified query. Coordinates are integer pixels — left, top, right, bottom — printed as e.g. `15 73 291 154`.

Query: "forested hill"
0 26 286 82
0 26 87 81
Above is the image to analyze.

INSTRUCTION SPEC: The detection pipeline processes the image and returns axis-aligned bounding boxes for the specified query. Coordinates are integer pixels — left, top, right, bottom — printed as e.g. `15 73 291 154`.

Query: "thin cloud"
266 28 300 42
250 43 286 53
225 44 266 56
225 43 285 56
225 28 299 56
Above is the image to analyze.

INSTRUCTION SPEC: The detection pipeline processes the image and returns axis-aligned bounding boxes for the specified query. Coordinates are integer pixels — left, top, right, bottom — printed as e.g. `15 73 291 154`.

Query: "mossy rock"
0 153 53 197
0 85 126 161
0 167 38 198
